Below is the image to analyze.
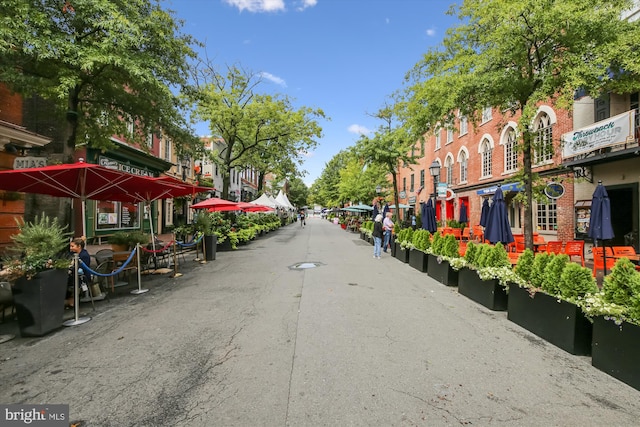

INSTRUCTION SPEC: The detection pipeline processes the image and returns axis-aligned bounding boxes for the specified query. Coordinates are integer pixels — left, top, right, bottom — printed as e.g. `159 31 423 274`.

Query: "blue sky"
169 0 458 186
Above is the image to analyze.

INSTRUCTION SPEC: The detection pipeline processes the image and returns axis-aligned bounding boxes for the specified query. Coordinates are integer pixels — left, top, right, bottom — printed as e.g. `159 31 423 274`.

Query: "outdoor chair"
514 235 525 253
612 246 640 271
110 251 139 292
461 228 470 242
564 241 585 267
545 241 564 254
94 249 113 266
533 235 547 252
472 225 484 242
592 247 616 276
451 228 462 240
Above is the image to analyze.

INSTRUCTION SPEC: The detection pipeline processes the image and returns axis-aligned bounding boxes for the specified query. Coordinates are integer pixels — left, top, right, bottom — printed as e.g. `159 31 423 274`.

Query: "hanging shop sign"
544 182 565 199
98 155 153 176
13 156 47 169
561 110 635 159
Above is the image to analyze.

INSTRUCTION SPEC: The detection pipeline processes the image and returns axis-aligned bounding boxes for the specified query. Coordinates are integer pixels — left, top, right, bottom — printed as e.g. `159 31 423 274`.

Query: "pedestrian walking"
382 212 394 253
372 214 383 259
300 210 306 228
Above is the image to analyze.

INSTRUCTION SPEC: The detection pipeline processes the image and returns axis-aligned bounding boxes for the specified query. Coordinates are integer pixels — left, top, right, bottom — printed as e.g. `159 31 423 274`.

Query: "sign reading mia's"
0 404 68 426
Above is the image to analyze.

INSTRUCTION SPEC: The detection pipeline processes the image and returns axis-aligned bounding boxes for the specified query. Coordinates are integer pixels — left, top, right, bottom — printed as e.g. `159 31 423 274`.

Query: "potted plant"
409 229 431 272
458 243 514 311
394 227 413 263
427 233 460 287
584 258 640 391
3 214 70 337
508 251 597 355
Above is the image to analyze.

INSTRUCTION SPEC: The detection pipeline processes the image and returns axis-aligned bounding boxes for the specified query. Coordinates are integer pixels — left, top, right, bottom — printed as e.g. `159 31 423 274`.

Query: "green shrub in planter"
558 262 598 300
530 252 552 288
541 254 570 295
430 232 444 254
601 258 640 322
412 229 431 251
514 249 535 283
464 241 478 265
439 234 459 258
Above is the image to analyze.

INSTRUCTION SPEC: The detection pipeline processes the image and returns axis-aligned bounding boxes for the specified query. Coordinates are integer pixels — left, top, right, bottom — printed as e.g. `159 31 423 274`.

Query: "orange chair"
514 235 525 253
564 241 585 267
533 235 547 253
451 228 462 240
508 252 522 266
472 225 484 242
545 241 563 254
612 246 637 257
461 228 470 242
592 247 616 276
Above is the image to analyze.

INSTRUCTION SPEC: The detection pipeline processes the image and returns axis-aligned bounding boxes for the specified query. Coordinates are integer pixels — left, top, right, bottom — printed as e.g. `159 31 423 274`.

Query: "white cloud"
425 28 436 37
348 124 371 135
223 0 285 13
386 18 390 24
297 0 317 11
259 71 287 87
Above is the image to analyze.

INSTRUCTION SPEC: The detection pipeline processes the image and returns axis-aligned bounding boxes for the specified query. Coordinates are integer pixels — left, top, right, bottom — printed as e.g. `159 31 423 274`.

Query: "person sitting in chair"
66 237 91 307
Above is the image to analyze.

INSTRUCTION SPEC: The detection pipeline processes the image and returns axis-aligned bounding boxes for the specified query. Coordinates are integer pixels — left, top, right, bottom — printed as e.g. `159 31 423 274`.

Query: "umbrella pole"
147 202 158 271
63 254 91 327
131 244 149 295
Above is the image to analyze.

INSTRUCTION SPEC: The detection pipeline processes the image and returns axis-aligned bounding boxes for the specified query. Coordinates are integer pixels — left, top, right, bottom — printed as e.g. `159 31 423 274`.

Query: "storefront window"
96 200 140 230
536 198 557 232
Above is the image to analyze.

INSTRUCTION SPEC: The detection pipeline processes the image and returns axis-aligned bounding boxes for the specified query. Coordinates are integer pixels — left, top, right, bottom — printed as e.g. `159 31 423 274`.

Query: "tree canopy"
0 0 200 160
403 0 640 247
190 64 325 199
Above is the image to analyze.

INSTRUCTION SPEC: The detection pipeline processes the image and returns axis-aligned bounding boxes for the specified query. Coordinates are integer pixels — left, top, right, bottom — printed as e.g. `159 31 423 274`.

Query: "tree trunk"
522 131 534 251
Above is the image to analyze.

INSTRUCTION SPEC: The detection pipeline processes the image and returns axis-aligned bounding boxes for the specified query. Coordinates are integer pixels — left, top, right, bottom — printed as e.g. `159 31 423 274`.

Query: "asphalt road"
1 216 639 426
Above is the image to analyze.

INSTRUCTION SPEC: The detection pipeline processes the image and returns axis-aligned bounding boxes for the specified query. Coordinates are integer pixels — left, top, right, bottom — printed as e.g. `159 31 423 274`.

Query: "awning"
476 182 523 196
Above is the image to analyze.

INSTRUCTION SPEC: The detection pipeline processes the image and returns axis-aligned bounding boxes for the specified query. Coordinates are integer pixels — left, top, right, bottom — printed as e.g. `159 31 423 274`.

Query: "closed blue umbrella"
589 181 614 275
372 204 379 220
459 201 468 224
423 199 437 233
479 198 490 227
382 203 390 216
483 186 514 245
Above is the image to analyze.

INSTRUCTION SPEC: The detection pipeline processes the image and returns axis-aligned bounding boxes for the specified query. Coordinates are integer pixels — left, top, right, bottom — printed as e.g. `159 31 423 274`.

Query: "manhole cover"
289 262 322 270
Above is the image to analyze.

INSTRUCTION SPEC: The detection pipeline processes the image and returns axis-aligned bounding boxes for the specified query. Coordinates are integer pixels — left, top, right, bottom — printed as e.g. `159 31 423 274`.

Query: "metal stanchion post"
63 254 91 327
131 244 149 295
172 242 182 278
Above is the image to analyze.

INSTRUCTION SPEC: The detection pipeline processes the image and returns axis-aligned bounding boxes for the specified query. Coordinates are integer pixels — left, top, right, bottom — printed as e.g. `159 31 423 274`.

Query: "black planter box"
507 285 592 355
217 239 233 252
592 317 640 391
394 242 410 263
12 269 67 337
409 249 428 272
204 234 217 261
458 267 508 311
427 254 459 287
390 238 397 257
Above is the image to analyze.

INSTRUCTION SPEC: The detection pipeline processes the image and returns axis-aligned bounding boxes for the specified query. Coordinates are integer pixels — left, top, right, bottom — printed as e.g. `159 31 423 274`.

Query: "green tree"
287 177 309 208
0 0 199 159
404 0 640 249
312 149 351 207
190 64 325 199
356 104 417 219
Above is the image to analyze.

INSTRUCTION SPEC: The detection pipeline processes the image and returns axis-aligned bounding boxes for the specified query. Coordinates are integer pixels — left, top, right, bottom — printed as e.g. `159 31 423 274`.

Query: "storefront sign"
399 190 406 199
561 110 635 159
544 182 565 199
98 155 152 176
13 156 47 169
408 196 416 204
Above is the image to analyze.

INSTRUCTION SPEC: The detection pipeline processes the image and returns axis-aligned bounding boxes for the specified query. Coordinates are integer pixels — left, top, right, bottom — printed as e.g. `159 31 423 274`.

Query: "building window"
459 151 468 183
533 113 553 164
481 139 492 178
420 169 425 187
504 128 518 172
435 129 441 150
95 201 140 231
536 198 557 231
164 137 171 162
446 127 454 144
146 133 153 148
403 177 406 191
410 174 415 192
481 106 492 123
420 138 425 156
459 115 468 136
445 156 453 185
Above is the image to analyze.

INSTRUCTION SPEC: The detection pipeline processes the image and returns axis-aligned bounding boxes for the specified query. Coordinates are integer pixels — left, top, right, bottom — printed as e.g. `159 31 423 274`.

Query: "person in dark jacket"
372 214 384 259
66 237 91 307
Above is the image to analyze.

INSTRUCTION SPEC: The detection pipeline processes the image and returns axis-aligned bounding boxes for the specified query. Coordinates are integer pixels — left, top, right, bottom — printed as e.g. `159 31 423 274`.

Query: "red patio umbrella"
0 160 157 236
190 197 239 211
236 202 274 212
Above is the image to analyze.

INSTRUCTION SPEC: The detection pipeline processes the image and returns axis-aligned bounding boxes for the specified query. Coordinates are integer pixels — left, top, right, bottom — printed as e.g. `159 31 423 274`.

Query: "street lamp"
429 160 441 202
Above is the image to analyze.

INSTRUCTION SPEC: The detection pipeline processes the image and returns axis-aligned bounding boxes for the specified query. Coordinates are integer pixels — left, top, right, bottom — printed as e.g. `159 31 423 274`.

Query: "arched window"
504 128 518 172
533 113 553 164
458 151 468 183
481 139 492 178
445 156 454 185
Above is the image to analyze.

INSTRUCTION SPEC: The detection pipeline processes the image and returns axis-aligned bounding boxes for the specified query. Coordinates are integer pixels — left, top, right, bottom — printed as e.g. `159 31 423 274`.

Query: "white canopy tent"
251 193 279 209
275 190 295 210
